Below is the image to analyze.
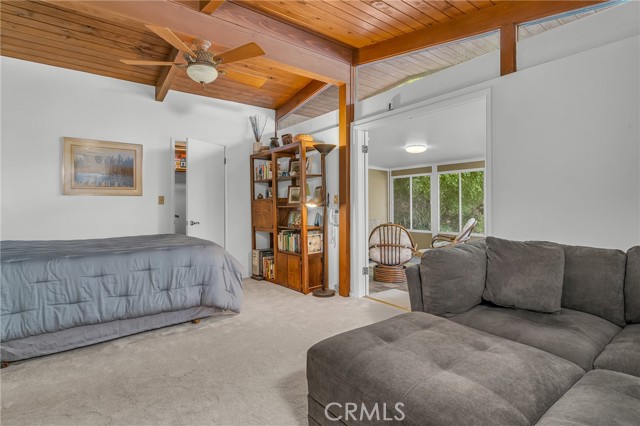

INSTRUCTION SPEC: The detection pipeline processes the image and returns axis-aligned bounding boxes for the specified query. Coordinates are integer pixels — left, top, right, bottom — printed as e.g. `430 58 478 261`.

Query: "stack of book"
252 248 274 277
263 256 275 280
254 162 272 180
278 230 300 253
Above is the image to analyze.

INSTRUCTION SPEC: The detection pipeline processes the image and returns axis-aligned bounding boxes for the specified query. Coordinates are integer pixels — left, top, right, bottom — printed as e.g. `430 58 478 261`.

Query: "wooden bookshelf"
250 141 324 294
174 143 186 172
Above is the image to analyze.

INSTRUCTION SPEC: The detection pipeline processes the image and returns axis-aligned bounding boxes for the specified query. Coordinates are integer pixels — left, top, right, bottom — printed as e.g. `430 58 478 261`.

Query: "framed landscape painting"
63 137 142 195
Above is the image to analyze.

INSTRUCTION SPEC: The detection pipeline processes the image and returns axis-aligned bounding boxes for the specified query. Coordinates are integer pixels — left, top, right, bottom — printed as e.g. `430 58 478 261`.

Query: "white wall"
352 2 639 250
490 35 639 249
0 57 275 275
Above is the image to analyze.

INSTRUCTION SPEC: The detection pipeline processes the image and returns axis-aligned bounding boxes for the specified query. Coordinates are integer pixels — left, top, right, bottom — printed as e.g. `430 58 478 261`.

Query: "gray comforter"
1 234 243 344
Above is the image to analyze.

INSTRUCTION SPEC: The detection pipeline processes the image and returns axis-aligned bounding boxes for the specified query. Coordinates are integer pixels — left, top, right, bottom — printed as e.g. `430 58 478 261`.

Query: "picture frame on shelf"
308 232 323 253
287 186 301 204
282 133 293 145
279 158 290 177
306 156 314 174
289 160 300 176
313 186 322 204
287 210 302 227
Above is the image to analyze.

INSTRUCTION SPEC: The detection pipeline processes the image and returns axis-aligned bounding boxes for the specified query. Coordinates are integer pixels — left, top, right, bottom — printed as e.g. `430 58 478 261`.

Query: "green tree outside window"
393 177 410 229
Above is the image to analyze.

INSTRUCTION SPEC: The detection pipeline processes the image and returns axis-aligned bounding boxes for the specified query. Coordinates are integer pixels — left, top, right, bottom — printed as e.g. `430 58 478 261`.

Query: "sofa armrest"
417 240 487 316
405 264 424 312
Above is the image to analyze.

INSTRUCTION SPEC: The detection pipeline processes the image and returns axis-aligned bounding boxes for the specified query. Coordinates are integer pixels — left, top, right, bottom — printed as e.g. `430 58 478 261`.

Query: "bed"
0 234 243 363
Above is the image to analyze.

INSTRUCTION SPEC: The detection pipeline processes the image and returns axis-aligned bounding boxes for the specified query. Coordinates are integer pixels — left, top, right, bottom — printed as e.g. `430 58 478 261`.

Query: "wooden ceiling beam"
355 1 605 65
155 48 182 102
275 80 329 123
199 0 225 15
45 0 352 84
500 23 516 76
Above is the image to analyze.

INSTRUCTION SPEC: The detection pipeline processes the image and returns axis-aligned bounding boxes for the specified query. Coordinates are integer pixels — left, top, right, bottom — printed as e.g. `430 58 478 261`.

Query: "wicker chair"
369 224 417 283
431 218 478 249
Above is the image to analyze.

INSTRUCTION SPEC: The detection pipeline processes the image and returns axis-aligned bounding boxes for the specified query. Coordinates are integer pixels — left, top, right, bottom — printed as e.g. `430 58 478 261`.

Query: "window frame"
390 173 432 233
436 168 486 235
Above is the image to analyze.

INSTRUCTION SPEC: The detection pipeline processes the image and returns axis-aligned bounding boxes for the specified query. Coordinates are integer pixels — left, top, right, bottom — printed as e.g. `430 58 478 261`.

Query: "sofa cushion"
449 305 621 371
594 324 640 377
307 312 583 426
483 237 564 313
417 240 486 316
626 246 640 324
536 369 640 426
559 244 627 327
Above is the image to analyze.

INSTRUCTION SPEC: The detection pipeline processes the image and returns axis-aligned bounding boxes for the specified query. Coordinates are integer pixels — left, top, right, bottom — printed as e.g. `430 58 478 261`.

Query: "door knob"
189 221 200 226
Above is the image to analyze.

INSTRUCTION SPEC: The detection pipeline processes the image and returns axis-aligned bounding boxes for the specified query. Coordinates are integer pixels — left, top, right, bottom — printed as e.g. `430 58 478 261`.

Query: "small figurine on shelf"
270 136 280 149
257 193 264 200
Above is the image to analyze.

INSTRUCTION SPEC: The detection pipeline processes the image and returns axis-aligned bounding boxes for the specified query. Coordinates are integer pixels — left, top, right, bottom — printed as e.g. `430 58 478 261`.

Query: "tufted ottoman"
307 312 584 426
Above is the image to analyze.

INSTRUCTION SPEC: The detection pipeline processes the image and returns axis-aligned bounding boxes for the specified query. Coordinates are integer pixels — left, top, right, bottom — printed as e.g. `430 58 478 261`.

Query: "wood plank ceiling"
237 0 499 48
0 0 312 109
0 1 611 120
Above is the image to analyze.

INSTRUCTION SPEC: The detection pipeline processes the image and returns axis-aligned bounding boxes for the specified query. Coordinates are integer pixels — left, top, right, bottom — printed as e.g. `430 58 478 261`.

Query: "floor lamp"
310 143 336 297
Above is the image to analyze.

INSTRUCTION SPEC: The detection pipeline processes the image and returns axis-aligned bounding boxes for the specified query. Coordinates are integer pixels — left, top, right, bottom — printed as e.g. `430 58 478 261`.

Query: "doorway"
351 89 492 302
171 138 227 248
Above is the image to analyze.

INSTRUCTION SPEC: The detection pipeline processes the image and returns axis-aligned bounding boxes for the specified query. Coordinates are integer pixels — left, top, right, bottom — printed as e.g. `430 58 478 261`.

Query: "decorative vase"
253 141 263 153
269 137 280 149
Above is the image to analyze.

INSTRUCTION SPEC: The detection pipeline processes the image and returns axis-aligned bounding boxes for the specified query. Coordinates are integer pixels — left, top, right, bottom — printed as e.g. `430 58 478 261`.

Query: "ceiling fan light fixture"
186 63 218 84
405 144 428 154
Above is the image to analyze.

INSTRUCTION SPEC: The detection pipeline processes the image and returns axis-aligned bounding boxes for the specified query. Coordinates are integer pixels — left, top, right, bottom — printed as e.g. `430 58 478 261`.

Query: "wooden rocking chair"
369 224 417 283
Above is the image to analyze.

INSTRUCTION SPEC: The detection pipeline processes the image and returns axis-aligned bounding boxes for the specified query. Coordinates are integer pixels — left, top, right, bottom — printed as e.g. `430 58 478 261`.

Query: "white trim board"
351 88 492 298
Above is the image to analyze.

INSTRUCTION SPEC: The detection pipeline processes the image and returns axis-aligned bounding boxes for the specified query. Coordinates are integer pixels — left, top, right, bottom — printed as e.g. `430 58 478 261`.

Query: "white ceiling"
367 98 486 169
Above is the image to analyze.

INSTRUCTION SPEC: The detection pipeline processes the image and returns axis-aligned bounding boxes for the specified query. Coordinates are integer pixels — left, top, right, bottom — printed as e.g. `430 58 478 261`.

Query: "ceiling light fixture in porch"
404 144 428 154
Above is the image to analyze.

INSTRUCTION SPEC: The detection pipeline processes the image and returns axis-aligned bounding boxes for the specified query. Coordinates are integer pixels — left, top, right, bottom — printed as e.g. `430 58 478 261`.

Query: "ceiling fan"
121 25 267 89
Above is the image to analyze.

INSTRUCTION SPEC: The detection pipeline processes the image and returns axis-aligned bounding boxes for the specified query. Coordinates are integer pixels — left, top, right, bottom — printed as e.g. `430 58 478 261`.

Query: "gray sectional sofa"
307 238 640 425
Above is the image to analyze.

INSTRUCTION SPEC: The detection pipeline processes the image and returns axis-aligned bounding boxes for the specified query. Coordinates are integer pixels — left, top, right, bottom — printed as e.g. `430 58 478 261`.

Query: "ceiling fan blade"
120 59 176 66
145 25 196 57
222 69 267 88
215 42 265 65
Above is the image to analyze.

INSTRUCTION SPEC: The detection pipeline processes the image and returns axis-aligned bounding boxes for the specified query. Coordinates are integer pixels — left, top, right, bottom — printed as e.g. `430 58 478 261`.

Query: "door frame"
169 138 228 248
350 87 493 297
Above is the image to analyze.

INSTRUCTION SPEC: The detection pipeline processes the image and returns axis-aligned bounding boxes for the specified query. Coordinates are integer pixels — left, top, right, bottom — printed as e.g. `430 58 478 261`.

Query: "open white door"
186 137 226 247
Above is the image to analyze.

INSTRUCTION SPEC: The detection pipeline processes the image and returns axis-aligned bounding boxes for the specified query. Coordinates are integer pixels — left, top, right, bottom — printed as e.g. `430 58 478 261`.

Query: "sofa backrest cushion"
418 240 486 316
625 246 640 324
559 244 626 327
483 237 564 314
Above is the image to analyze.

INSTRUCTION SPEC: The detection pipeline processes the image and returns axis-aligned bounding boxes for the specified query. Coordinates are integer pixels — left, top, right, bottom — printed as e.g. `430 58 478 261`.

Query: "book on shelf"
278 230 300 253
277 230 323 254
252 248 274 276
254 162 272 181
263 256 275 280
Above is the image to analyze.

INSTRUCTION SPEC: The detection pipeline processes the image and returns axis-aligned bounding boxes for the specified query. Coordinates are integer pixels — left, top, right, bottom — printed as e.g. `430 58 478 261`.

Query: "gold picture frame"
63 137 142 196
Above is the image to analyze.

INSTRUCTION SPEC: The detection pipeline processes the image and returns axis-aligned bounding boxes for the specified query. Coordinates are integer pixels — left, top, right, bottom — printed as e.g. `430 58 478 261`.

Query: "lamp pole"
312 143 336 297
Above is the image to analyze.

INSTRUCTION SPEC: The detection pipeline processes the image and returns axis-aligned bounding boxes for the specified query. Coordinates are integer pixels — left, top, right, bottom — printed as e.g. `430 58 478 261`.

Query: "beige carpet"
366 289 411 311
0 280 402 426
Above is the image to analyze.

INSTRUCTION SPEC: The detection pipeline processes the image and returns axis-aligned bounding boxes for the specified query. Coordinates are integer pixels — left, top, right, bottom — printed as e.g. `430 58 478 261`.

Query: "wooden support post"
338 67 355 297
500 23 517 76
